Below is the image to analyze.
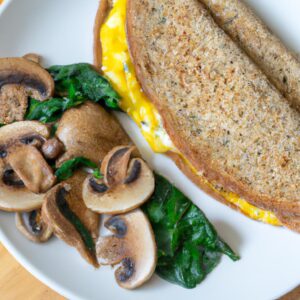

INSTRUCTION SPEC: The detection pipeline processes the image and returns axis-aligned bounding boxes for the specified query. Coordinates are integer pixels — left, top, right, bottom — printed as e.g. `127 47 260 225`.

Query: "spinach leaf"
143 174 239 289
55 157 98 182
92 168 103 180
25 96 85 123
48 63 120 110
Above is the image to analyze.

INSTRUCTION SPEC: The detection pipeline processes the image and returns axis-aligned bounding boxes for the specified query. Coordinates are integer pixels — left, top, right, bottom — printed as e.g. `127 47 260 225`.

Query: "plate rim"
0 0 299 299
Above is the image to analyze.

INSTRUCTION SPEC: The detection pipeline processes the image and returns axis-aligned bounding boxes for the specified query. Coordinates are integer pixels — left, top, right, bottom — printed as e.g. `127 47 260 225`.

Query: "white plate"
0 0 299 299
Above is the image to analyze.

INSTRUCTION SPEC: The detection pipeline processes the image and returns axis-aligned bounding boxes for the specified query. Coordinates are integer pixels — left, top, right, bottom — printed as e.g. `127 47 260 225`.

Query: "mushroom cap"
42 172 99 267
0 57 54 101
0 177 44 212
55 102 131 166
0 121 50 145
16 209 53 243
0 57 54 124
97 209 157 289
100 146 135 187
82 158 155 214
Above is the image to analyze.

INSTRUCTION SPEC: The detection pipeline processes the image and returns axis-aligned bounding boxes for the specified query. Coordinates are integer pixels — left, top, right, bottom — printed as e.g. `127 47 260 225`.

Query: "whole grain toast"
200 0 300 112
126 0 300 217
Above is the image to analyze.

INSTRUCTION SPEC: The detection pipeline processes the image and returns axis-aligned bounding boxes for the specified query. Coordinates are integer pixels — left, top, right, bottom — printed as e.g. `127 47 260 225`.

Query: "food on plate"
0 121 56 211
41 137 64 160
145 174 239 288
55 102 130 166
94 0 300 231
200 0 300 111
15 208 53 243
0 54 238 289
97 209 156 289
42 172 100 267
0 57 54 124
82 146 155 214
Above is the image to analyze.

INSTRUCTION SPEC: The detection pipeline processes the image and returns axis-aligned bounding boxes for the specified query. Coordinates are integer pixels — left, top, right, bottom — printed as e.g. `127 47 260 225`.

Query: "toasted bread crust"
167 152 251 216
200 0 300 111
126 0 300 216
276 214 300 233
93 0 109 69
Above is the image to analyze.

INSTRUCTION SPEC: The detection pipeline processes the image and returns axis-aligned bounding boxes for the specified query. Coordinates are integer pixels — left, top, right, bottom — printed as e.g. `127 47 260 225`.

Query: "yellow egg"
100 0 281 226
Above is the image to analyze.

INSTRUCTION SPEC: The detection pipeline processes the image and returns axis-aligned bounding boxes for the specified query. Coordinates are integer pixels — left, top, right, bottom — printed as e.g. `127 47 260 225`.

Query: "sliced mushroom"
0 161 44 212
42 172 99 267
16 209 52 243
0 121 56 211
97 209 156 289
7 144 56 193
55 102 131 166
83 157 154 214
0 57 54 124
100 146 135 187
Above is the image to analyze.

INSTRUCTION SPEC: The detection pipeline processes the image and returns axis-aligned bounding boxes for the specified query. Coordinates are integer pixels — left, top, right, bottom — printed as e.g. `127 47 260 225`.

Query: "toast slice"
199 0 300 111
126 0 300 217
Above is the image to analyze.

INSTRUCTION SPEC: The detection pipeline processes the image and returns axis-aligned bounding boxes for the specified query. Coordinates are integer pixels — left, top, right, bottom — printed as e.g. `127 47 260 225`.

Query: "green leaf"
55 157 98 182
48 63 120 110
92 168 103 180
25 97 85 123
50 123 59 137
143 174 239 289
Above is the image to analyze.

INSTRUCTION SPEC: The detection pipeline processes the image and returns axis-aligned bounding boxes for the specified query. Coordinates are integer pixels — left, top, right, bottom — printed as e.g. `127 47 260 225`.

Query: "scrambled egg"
100 0 281 226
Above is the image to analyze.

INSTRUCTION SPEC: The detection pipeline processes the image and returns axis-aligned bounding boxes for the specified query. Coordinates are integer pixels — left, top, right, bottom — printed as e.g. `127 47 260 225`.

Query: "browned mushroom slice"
83 158 155 214
42 172 99 267
7 144 56 194
55 102 131 166
0 57 54 124
64 171 99 240
0 121 52 212
23 53 41 64
0 121 50 145
16 209 52 243
100 146 135 187
97 209 156 289
0 161 44 212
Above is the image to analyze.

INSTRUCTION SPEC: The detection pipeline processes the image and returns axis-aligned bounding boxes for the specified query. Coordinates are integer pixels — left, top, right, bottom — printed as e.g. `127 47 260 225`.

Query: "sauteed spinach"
143 174 239 288
55 157 98 182
48 63 120 109
25 63 120 123
26 97 84 123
